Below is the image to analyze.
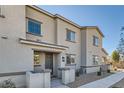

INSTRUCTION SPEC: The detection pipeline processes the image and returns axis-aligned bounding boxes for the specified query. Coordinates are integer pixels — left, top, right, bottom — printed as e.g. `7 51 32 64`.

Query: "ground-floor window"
93 55 99 65
66 54 75 64
34 51 41 66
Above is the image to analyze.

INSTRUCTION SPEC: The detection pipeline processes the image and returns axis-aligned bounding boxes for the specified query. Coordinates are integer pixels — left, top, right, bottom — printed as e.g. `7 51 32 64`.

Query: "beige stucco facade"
0 5 108 87
81 27 106 73
0 6 33 74
56 18 81 69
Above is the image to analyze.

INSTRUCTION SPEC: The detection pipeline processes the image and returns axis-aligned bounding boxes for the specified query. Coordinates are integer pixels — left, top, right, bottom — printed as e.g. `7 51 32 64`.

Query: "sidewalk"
51 79 69 88
79 72 124 88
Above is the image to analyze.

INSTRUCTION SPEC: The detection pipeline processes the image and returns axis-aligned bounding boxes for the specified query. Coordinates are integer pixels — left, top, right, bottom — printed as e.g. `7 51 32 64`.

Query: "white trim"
28 5 54 18
19 39 68 50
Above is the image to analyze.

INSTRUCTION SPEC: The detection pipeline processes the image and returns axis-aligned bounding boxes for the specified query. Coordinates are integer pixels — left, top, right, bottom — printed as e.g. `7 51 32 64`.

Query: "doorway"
45 53 53 75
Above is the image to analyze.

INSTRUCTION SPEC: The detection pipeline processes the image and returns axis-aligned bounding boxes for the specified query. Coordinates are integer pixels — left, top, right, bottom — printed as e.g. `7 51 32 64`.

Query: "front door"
45 53 53 75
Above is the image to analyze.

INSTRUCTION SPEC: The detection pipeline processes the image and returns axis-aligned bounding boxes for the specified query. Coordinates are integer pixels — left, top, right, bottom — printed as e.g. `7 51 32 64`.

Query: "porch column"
57 52 66 78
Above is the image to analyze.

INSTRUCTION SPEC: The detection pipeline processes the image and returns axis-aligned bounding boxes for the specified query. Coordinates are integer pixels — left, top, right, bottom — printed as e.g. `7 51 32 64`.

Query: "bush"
97 71 101 76
0 79 16 88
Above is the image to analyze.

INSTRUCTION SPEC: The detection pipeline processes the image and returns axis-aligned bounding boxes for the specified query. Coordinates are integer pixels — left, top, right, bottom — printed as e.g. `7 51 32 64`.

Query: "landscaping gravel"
67 72 113 88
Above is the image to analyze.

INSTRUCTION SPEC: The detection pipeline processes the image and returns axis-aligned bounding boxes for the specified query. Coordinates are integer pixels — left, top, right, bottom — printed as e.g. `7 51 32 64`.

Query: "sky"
39 5 124 55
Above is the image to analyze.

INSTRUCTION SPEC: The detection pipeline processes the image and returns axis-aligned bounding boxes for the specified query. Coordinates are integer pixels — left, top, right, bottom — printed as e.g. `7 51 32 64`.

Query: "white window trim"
66 29 76 42
66 54 76 64
93 36 99 46
26 18 43 36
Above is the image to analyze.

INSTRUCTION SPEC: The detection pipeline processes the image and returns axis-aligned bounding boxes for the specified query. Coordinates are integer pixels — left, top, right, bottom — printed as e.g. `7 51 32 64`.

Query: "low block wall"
86 67 100 73
101 64 110 72
26 71 50 88
81 64 111 74
61 68 75 84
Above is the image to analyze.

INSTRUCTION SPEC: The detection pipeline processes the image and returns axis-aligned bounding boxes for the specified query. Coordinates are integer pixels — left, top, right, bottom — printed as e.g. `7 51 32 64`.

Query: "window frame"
34 51 41 66
27 18 42 36
66 54 76 64
66 29 76 42
93 36 99 47
93 55 99 65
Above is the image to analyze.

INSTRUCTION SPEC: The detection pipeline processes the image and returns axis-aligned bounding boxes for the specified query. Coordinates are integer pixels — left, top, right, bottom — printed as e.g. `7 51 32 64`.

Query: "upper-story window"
28 19 41 35
93 36 99 46
66 30 75 42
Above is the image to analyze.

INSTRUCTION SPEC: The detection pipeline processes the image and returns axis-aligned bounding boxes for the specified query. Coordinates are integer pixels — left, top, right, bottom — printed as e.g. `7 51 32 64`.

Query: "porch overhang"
19 38 68 53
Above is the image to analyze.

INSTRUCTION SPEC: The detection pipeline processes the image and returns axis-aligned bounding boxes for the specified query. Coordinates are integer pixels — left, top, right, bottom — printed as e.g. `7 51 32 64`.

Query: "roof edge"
81 26 105 37
54 14 81 28
102 48 108 55
27 5 105 37
27 5 81 28
27 5 55 18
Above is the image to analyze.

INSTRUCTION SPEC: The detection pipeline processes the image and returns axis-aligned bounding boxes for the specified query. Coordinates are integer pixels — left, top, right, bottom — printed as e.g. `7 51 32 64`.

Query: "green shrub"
0 79 16 88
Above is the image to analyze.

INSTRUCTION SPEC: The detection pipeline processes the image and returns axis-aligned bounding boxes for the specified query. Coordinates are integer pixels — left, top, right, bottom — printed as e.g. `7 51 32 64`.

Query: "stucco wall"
25 6 81 69
26 6 56 44
0 5 33 74
86 28 103 66
0 5 107 76
56 18 81 69
86 28 103 73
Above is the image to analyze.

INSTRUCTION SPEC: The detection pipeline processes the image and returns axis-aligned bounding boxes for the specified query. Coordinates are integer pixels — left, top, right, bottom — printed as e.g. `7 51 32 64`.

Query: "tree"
111 50 120 62
117 27 124 56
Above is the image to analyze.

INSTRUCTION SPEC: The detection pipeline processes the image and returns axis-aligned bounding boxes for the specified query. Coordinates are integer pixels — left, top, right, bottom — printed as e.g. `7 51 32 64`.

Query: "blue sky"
39 5 124 55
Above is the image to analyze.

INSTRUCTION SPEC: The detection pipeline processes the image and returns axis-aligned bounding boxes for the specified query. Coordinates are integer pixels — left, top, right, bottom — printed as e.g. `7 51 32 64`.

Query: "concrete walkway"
79 72 124 88
51 79 69 88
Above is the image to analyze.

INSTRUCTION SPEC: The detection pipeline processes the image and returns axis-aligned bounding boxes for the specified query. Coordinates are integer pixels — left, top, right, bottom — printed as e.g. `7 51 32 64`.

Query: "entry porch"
20 39 76 88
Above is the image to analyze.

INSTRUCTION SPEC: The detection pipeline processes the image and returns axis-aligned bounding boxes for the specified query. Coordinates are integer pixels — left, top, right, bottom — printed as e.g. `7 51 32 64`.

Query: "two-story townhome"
0 5 108 87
